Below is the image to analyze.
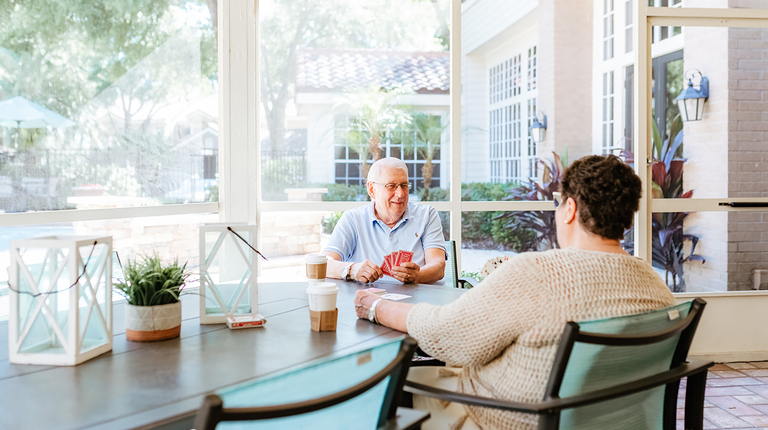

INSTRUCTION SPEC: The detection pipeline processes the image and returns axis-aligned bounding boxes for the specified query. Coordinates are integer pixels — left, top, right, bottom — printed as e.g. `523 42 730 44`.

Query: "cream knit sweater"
406 248 676 430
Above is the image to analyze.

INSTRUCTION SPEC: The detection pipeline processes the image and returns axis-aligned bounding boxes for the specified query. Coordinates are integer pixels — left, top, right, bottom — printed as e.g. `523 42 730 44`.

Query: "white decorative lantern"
9 236 113 366
199 223 259 324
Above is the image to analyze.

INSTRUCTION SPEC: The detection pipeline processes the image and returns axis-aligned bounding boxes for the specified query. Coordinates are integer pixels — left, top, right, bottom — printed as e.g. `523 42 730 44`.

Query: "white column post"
450 0 462 270
633 0 652 262
220 0 258 224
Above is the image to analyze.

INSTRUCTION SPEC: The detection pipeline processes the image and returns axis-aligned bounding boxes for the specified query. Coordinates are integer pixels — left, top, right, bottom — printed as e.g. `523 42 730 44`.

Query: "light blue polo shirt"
324 202 446 268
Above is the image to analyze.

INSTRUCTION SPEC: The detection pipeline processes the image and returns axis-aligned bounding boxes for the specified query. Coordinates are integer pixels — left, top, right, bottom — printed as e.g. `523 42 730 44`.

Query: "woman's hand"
354 290 379 320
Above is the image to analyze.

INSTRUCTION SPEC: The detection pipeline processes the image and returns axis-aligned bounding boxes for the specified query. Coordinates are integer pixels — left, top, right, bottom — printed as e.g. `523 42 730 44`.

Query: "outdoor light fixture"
529 113 547 143
675 69 709 122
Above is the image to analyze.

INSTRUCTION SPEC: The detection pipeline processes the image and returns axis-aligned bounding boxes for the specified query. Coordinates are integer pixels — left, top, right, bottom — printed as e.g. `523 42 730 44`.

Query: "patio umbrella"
0 96 76 129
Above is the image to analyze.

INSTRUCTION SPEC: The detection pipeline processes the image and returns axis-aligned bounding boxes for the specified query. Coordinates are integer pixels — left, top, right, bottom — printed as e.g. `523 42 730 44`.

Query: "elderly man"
324 157 446 284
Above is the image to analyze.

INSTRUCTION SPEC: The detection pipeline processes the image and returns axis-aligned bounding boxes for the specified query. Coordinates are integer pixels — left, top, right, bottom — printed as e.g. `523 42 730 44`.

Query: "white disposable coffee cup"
305 253 328 283
306 282 339 312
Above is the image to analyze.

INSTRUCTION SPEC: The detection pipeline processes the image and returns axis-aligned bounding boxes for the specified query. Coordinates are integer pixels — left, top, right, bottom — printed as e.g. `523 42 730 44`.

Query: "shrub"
321 183 370 202
322 211 344 235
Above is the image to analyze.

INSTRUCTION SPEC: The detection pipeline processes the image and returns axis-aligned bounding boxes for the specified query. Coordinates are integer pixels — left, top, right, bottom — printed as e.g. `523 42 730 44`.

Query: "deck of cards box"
381 250 413 277
226 314 267 329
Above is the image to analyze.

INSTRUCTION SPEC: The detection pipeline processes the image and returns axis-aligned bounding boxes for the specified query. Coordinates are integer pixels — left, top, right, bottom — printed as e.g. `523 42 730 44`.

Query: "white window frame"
601 71 616 154
603 0 615 61
489 53 526 185
7 2 768 300
634 5 768 361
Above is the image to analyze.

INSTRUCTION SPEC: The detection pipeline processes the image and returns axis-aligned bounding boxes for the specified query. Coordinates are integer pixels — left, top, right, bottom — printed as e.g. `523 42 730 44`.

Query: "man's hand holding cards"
381 250 419 283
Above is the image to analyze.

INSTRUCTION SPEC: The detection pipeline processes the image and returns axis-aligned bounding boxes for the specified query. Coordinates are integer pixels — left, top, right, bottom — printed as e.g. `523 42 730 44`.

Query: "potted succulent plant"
114 254 191 342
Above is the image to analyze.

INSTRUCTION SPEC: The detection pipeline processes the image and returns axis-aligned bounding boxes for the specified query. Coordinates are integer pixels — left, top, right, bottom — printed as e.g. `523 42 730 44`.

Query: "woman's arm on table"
355 290 413 332
356 256 547 367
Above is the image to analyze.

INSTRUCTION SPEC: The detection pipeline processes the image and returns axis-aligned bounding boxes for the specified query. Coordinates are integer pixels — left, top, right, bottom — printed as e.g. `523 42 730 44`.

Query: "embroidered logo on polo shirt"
415 233 419 237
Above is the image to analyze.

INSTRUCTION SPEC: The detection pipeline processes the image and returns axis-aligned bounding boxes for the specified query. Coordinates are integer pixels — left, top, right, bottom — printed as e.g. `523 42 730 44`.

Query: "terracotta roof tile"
295 49 449 94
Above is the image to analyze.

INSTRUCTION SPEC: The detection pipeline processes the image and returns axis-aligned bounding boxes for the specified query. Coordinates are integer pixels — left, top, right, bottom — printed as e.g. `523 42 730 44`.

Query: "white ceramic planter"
125 302 182 342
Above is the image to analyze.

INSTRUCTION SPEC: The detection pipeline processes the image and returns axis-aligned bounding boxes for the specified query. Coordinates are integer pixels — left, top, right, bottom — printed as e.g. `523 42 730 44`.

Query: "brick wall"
538 0 594 162
260 211 324 258
725 23 768 290
74 213 218 269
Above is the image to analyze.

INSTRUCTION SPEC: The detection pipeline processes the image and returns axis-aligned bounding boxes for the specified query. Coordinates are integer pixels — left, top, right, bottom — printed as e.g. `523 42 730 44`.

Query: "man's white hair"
367 157 409 183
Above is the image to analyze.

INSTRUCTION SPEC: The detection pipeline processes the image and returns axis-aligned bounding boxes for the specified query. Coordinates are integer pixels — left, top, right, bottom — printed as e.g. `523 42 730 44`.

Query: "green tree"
0 0 217 198
255 0 445 154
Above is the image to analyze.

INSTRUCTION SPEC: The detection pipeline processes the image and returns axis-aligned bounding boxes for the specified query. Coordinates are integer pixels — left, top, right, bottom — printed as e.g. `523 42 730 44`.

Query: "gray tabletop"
0 278 464 430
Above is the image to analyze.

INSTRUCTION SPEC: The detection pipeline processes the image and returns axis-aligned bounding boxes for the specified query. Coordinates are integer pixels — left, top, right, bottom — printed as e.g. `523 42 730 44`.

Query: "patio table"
0 278 464 430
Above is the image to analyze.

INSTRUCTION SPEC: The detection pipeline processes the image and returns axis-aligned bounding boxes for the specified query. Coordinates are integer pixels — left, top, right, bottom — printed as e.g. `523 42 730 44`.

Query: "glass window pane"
462 5 610 201
0 213 217 322
648 211 768 293
460 210 556 275
0 1 218 212
643 26 767 200
259 0 450 202
260 209 448 282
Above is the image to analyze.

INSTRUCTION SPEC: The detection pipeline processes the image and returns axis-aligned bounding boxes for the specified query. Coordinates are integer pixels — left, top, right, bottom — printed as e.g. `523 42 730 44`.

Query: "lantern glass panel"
695 98 705 121
78 243 111 353
685 98 698 121
203 230 254 316
17 247 72 355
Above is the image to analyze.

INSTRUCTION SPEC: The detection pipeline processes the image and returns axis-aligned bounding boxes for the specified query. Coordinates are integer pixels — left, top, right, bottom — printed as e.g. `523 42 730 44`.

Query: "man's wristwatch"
341 263 354 281
369 298 383 324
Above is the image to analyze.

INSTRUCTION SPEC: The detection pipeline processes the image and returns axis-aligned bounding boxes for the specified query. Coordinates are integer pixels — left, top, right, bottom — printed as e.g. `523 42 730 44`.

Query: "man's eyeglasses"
371 182 412 191
552 192 563 208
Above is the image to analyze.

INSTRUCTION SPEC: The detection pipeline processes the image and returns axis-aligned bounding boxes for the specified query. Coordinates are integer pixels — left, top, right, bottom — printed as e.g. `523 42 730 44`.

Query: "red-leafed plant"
497 150 567 251
623 115 704 292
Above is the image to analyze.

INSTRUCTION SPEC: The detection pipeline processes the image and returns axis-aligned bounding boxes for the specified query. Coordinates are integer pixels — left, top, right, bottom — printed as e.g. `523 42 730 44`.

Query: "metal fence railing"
0 147 214 212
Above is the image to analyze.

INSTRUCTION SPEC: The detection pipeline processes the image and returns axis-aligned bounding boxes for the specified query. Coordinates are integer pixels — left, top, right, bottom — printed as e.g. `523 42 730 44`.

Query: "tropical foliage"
622 115 704 292
496 150 568 252
460 182 537 251
334 86 412 179
113 254 191 307
408 113 446 200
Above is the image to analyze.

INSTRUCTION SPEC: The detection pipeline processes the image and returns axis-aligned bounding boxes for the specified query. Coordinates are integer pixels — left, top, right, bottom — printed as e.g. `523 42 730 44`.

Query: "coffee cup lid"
306 282 338 295
305 253 328 264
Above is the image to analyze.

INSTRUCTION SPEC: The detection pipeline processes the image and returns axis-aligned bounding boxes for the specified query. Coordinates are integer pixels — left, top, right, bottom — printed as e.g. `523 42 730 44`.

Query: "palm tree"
409 113 446 200
334 86 411 179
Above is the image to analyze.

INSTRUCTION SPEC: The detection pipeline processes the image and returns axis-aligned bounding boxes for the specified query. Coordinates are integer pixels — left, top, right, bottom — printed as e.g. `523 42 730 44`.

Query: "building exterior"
461 0 768 292
293 49 451 194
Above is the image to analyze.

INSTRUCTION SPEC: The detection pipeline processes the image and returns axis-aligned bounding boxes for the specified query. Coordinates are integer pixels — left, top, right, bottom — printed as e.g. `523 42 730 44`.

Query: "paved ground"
676 362 768 429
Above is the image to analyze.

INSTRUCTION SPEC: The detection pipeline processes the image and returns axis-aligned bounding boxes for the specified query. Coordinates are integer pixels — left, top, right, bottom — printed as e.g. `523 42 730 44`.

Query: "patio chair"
193 336 427 430
404 299 712 430
444 240 478 289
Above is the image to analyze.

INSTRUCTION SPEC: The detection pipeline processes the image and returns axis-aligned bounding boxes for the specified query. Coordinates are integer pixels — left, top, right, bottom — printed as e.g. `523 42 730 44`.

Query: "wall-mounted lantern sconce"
529 113 547 144
675 69 709 122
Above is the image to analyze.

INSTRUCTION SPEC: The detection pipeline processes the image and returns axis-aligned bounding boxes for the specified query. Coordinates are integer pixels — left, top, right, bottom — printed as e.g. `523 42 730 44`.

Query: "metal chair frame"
194 337 423 430
405 299 713 430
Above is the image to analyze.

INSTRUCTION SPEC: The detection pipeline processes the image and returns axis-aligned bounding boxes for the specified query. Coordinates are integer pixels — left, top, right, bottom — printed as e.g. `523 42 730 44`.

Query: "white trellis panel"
9 236 113 366
199 223 259 324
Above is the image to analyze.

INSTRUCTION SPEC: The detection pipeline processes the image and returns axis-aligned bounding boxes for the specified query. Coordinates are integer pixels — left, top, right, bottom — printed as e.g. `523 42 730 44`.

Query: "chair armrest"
404 381 548 414
457 277 478 289
377 407 430 430
404 359 714 415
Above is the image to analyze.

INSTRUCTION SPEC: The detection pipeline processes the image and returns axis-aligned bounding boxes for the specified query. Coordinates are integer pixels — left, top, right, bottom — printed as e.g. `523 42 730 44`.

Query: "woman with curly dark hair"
353 155 675 430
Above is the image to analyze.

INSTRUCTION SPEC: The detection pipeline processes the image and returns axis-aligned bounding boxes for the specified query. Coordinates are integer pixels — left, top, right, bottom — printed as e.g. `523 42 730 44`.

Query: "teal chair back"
444 240 459 288
544 299 705 430
194 336 418 430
